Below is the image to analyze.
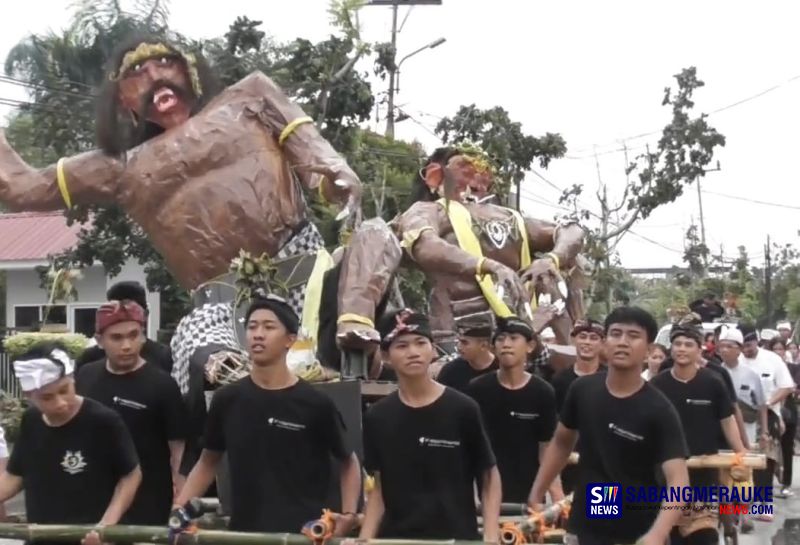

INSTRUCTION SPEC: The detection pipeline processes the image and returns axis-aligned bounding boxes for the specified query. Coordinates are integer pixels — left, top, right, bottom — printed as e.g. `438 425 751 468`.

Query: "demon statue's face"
445 154 494 201
423 149 495 202
111 42 202 131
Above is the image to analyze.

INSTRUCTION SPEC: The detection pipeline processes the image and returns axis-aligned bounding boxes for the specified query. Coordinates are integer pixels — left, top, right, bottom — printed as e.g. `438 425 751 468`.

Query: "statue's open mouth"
153 87 179 113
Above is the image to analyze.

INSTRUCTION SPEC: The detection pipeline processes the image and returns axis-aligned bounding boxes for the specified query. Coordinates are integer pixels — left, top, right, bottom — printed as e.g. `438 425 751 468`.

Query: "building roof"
0 211 82 262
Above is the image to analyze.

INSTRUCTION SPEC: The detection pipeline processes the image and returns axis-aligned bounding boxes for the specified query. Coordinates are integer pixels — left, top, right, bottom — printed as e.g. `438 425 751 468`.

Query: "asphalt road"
2 460 799 544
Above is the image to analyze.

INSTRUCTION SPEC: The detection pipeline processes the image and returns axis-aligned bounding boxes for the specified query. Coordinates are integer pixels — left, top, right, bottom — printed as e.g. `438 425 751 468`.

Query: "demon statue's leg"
336 218 402 352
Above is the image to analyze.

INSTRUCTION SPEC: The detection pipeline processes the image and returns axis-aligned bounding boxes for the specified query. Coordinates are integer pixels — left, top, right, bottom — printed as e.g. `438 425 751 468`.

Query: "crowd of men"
0 281 796 545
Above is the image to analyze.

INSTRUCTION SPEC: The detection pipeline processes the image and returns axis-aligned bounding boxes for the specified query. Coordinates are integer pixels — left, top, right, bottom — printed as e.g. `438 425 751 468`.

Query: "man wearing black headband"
549 319 606 496
530 306 689 545
359 309 500 541
650 323 745 545
467 316 560 504
174 297 362 535
437 324 497 393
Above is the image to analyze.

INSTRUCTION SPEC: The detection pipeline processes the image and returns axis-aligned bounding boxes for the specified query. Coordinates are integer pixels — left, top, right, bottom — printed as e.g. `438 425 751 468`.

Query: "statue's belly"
117 96 307 289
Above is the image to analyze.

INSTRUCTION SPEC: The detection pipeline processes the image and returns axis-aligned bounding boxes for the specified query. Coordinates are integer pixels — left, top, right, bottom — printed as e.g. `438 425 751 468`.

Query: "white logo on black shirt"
418 436 460 448
61 451 87 475
510 411 539 420
686 399 712 406
267 417 306 431
608 423 643 442
113 396 147 410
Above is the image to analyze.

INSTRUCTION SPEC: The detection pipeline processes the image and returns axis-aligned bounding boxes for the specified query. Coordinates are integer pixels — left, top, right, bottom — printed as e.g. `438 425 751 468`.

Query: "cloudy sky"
1 0 799 270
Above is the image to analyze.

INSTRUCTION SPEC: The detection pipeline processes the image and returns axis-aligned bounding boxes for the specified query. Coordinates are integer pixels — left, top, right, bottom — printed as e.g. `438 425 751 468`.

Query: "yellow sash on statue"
436 198 531 318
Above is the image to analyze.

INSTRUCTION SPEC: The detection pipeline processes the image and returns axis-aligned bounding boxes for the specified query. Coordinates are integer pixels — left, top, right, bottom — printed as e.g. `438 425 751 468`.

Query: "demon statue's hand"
483 258 530 318
321 168 363 227
520 257 558 286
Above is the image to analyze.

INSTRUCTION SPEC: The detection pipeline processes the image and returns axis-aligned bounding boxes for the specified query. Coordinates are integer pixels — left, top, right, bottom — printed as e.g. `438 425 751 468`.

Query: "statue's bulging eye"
159 57 169 64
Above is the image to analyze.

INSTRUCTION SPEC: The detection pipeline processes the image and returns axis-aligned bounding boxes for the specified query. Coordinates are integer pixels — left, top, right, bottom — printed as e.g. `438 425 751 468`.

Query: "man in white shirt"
718 327 767 448
739 324 794 515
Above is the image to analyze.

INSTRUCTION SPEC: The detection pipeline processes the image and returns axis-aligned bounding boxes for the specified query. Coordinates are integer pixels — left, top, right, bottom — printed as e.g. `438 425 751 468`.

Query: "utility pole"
368 0 443 138
696 161 721 270
386 3 399 138
765 235 773 324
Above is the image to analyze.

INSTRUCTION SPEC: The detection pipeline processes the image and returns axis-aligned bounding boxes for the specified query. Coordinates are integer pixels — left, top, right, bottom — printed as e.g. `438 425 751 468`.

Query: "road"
1 460 799 544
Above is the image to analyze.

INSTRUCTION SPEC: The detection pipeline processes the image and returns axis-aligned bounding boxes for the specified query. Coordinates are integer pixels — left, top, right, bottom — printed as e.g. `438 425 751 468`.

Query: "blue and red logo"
586 483 622 519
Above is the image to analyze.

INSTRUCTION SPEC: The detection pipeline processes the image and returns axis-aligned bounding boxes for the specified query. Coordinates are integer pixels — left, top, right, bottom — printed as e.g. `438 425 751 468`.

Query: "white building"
0 211 160 339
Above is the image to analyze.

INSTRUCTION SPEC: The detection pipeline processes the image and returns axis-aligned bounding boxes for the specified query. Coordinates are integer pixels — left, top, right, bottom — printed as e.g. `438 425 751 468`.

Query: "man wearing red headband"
76 300 188 525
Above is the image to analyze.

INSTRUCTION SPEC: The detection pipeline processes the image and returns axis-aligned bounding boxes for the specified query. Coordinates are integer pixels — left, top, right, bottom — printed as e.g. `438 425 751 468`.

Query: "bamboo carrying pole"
0 523 570 545
0 524 492 545
566 451 766 469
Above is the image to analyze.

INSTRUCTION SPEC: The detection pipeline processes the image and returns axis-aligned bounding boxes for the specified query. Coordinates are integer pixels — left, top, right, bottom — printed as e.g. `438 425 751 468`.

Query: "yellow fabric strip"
279 116 314 146
299 248 334 344
437 199 513 318
510 209 536 309
337 313 376 328
56 158 72 209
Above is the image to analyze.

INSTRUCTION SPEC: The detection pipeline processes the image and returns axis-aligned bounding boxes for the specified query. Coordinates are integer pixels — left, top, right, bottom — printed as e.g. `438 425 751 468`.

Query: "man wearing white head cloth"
0 342 142 545
717 326 768 449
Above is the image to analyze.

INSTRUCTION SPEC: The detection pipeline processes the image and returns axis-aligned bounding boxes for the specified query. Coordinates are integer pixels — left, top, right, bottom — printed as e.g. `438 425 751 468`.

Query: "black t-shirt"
75 339 173 375
204 377 352 533
650 367 733 486
75 361 188 524
437 357 498 393
551 365 607 413
466 373 556 502
657 356 736 403
363 388 496 540
7 398 139 534
561 373 688 542
551 365 606 494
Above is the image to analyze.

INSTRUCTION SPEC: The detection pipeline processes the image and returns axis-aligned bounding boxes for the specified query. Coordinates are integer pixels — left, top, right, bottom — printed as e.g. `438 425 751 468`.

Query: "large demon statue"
0 36 364 464
336 146 588 359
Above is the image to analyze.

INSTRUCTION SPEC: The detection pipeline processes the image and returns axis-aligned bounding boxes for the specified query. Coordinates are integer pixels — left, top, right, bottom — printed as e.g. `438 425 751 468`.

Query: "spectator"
689 293 725 323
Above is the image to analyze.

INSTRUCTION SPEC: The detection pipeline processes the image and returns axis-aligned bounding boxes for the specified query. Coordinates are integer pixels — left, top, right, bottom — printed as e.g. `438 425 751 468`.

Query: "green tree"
433 104 567 203
683 223 709 278
559 67 725 314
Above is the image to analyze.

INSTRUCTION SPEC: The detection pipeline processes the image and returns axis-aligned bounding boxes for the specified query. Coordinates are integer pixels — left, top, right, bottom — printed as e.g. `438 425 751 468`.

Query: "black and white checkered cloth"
170 222 326 396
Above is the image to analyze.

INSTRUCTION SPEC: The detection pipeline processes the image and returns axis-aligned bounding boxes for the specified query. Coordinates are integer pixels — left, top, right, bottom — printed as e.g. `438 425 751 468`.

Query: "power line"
567 71 800 158
701 189 800 211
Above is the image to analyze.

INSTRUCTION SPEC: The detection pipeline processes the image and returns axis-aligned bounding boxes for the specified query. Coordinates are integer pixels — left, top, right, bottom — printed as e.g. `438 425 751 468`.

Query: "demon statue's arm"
398 202 530 313
0 131 122 212
243 72 361 214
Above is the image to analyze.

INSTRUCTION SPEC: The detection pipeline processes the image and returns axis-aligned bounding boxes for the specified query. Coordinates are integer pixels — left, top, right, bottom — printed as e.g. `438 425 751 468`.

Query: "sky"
1 0 799 270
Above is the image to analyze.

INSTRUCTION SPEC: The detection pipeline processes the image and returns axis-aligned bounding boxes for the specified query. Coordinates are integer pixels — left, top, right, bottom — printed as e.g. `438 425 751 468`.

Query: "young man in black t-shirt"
650 318 746 545
437 324 497 392
467 316 559 504
0 343 141 545
360 309 500 541
75 281 173 374
174 296 361 535
76 300 188 525
530 306 690 545
550 319 606 495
